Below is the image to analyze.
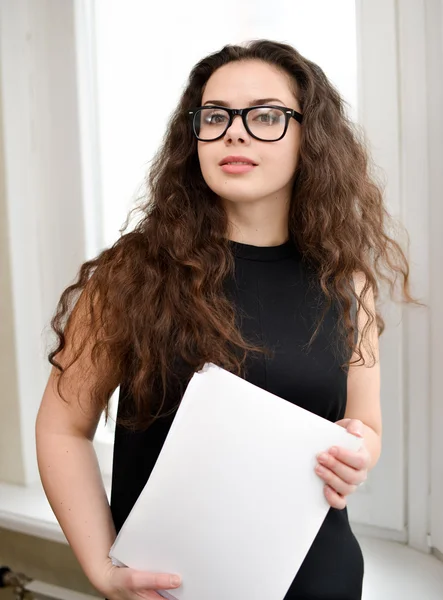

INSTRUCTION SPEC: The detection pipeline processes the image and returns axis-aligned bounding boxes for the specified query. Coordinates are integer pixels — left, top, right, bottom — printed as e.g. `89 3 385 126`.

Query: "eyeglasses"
189 104 303 142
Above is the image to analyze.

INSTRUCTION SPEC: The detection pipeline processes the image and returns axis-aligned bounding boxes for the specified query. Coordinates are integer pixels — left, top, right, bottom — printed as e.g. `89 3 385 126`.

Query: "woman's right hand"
96 561 182 600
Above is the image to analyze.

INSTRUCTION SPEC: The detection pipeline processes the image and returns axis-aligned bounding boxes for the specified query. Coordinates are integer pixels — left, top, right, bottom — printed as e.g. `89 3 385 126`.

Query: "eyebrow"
203 98 286 107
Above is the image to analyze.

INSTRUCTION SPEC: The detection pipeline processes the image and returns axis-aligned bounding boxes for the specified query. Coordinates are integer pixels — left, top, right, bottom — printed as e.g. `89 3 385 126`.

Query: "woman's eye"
207 113 227 124
257 112 278 124
254 111 281 125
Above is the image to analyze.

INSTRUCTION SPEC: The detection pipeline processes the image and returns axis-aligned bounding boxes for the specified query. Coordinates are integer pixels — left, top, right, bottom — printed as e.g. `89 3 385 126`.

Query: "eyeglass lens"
194 107 286 141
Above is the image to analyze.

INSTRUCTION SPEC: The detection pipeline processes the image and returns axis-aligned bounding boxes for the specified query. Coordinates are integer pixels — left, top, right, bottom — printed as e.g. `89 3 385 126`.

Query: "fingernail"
170 575 181 586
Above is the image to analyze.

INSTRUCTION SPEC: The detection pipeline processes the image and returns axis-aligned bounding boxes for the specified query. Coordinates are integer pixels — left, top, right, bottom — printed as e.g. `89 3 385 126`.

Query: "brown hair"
48 39 421 429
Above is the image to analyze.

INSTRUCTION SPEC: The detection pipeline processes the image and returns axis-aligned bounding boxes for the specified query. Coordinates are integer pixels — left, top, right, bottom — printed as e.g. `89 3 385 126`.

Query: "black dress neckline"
228 238 299 262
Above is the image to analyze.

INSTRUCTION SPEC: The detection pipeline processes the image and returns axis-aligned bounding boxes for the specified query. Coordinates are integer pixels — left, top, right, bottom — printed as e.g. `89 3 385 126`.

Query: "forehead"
201 60 298 107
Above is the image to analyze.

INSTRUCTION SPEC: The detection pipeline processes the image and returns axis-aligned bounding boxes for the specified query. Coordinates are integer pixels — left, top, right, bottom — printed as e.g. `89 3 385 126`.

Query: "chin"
213 179 265 202
218 190 264 204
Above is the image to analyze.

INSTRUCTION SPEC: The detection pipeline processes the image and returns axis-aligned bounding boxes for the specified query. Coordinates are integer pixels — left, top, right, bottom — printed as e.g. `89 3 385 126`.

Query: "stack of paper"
109 362 363 600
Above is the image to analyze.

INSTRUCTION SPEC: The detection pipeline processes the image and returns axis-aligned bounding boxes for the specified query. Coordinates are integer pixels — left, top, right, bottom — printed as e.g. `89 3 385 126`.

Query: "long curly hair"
48 39 421 430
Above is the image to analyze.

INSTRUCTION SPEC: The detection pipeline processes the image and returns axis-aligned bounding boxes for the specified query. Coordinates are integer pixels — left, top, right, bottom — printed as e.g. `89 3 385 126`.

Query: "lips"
219 155 258 166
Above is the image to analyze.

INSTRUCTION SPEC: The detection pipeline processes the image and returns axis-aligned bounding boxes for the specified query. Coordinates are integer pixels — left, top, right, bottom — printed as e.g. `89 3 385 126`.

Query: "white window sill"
0 476 112 544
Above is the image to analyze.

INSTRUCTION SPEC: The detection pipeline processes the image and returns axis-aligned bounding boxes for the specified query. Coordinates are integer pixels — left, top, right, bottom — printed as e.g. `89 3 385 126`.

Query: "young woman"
36 39 418 600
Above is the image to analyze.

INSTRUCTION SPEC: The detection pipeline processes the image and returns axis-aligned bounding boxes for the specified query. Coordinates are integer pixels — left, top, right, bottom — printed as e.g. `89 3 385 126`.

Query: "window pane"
93 0 357 250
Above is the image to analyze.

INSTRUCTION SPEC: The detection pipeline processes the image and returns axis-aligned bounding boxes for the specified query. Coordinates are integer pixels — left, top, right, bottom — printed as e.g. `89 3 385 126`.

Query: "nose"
224 114 250 143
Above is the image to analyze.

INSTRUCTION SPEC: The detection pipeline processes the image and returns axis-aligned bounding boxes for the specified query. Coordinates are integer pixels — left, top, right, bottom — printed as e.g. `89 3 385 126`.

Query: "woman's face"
197 60 302 206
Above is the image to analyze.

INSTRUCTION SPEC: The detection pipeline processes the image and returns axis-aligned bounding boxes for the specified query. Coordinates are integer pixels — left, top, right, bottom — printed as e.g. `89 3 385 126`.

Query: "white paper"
109 362 363 600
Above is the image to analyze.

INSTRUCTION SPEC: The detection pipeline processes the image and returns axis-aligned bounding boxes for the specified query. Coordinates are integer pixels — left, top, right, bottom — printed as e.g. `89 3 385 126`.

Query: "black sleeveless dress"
110 239 364 600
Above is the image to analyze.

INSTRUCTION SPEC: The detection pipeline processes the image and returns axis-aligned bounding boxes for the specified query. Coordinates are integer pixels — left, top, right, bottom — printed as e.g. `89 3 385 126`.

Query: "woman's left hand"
315 418 371 509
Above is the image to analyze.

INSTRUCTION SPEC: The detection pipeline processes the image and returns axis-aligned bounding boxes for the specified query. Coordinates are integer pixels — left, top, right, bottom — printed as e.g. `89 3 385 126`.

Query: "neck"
222 195 290 247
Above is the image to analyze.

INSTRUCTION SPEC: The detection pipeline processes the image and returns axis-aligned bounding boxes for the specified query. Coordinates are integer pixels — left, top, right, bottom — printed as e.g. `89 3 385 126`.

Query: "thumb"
119 567 182 591
345 418 364 438
335 418 352 429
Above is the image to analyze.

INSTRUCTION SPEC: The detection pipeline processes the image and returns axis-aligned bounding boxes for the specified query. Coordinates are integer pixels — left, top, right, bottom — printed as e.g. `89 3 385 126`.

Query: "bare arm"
35 283 121 593
36 290 182 599
346 271 382 470
36 365 117 592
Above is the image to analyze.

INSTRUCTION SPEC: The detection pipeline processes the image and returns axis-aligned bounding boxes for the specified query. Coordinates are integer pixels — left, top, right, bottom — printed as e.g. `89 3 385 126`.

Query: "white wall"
0 82 24 485
396 0 432 554
348 0 406 539
0 0 86 484
427 0 443 557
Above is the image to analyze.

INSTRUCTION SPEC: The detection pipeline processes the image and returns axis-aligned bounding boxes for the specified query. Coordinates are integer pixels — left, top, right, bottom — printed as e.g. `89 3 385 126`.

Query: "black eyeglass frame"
188 104 303 142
